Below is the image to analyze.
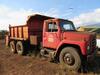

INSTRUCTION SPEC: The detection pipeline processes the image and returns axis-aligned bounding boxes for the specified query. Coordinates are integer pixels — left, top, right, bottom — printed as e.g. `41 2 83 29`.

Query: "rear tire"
16 41 25 55
59 47 81 71
10 41 16 53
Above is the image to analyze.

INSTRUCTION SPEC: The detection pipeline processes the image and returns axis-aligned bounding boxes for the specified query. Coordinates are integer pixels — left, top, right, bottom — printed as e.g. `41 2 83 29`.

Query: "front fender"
56 40 87 55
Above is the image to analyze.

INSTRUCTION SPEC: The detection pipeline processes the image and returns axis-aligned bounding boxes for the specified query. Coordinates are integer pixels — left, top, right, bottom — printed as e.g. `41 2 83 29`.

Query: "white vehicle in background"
97 39 100 49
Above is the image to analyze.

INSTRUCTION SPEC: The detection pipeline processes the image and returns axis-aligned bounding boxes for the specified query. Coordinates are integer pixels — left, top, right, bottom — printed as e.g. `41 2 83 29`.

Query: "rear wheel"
10 41 16 53
59 47 81 71
16 41 25 55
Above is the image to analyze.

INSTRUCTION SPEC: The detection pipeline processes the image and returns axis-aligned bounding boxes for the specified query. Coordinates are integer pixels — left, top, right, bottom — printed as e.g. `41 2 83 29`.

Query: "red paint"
43 19 96 55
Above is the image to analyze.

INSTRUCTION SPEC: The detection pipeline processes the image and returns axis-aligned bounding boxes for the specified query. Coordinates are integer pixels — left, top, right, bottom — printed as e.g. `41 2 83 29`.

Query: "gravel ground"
0 40 100 75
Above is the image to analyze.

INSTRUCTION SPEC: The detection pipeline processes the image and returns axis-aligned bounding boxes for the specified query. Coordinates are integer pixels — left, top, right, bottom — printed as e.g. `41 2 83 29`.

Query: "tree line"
0 30 8 39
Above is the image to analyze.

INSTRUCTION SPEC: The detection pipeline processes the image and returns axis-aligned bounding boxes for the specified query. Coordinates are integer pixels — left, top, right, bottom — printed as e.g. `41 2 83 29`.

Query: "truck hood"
62 31 95 42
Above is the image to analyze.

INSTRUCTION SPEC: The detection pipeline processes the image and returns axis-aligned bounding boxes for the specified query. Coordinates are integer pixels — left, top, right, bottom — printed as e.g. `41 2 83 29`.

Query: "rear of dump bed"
9 14 54 45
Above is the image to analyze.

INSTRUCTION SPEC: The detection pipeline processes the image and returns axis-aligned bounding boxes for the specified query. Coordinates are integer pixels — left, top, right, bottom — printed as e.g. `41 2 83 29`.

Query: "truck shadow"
27 45 41 58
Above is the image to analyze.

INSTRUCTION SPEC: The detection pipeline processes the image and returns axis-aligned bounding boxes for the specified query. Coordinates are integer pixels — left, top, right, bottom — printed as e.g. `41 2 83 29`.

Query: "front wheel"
59 47 81 71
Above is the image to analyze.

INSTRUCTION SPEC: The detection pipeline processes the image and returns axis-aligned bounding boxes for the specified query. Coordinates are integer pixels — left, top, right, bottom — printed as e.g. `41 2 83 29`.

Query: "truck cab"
42 18 96 71
43 19 76 49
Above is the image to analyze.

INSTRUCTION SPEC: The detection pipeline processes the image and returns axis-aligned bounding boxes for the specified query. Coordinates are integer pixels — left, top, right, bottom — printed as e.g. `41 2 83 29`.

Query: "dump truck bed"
9 14 54 45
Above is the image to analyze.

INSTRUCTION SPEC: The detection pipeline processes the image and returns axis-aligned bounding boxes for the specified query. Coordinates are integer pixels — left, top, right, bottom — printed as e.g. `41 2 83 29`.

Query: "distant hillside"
78 23 100 39
85 23 100 28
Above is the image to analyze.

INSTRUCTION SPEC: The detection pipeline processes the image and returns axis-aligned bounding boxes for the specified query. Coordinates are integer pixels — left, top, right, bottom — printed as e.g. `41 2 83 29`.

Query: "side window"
48 22 58 32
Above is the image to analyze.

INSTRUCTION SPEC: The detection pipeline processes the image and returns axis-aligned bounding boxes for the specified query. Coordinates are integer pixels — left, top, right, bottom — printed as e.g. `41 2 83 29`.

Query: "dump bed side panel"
9 25 28 40
23 26 28 39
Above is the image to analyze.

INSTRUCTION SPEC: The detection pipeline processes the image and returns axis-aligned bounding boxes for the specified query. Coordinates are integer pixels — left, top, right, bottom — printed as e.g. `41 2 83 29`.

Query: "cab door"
43 20 60 49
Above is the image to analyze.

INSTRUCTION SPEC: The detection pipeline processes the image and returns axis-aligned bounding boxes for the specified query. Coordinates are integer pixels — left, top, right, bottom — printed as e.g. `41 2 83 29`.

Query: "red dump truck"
6 14 96 71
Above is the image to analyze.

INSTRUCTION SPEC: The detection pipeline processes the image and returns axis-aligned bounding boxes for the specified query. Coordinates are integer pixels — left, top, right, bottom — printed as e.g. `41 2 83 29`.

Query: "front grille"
90 38 96 54
91 39 96 47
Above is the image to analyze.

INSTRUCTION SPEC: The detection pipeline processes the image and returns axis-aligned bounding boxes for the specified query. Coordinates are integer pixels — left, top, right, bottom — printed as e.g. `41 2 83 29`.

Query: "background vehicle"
6 14 97 71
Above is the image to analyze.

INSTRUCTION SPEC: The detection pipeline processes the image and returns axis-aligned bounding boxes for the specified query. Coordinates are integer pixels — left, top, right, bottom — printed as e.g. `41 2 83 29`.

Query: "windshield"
60 21 75 31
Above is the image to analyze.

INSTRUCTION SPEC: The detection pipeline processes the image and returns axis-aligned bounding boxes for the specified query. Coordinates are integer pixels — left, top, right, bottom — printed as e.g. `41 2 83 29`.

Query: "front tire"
59 47 81 71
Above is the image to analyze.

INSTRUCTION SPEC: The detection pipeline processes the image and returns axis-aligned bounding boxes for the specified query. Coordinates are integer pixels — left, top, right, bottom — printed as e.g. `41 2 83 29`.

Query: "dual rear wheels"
10 41 25 55
10 41 16 53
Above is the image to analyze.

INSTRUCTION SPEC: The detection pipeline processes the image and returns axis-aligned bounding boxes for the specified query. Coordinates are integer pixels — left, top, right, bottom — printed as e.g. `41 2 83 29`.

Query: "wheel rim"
63 53 75 65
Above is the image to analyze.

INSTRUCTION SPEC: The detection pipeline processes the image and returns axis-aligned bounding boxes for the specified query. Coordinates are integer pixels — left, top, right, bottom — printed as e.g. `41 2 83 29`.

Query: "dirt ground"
0 40 100 75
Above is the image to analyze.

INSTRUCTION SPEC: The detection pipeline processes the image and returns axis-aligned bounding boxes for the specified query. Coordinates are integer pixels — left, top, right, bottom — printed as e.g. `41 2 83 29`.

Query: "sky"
0 0 100 30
